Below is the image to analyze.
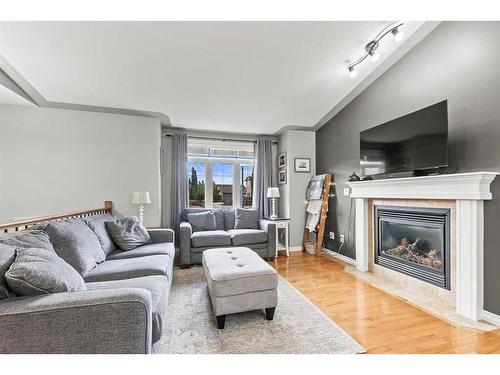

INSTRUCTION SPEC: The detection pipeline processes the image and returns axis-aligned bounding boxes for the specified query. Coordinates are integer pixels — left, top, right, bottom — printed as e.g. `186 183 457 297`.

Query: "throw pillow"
0 230 56 253
234 207 259 229
223 210 235 230
187 211 217 232
6 247 87 296
82 214 117 256
0 243 17 299
105 217 152 251
44 218 105 276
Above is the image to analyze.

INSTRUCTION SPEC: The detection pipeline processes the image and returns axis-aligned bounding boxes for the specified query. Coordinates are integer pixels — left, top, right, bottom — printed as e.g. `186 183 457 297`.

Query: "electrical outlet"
339 234 345 243
329 232 335 240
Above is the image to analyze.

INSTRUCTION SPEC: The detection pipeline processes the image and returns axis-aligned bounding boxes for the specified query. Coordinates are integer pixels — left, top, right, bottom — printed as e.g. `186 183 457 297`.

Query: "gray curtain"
253 139 273 218
170 133 188 243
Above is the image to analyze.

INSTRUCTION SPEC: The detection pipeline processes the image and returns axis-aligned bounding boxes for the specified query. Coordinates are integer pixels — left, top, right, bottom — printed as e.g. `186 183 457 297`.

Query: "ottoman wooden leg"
265 307 276 321
216 315 226 329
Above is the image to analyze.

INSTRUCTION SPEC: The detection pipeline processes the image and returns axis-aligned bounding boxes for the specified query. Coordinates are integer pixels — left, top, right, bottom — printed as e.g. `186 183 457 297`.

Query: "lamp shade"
267 187 280 198
131 191 151 204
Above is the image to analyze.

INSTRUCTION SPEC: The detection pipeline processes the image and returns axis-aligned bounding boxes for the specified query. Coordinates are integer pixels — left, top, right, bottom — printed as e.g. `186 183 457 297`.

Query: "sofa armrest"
259 220 277 258
179 221 193 266
147 228 174 243
0 288 153 354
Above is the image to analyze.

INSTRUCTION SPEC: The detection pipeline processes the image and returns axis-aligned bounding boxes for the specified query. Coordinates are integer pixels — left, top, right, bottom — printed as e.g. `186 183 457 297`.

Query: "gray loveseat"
0 214 174 354
179 208 276 266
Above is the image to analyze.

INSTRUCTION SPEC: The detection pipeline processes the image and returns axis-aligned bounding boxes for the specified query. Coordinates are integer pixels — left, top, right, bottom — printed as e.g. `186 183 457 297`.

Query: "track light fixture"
347 22 404 78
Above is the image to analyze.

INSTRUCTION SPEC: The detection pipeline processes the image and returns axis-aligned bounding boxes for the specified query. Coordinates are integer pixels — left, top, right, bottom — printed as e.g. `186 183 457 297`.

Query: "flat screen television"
360 101 448 178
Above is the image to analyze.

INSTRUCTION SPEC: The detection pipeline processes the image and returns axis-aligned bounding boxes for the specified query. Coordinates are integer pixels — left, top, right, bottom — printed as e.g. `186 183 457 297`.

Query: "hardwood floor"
271 251 500 354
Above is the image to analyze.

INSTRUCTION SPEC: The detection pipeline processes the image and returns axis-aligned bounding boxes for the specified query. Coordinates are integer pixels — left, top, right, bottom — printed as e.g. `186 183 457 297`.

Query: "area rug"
157 267 365 354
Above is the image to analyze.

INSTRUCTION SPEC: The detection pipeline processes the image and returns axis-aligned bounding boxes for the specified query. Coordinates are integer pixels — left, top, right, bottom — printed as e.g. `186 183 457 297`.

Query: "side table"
262 217 290 257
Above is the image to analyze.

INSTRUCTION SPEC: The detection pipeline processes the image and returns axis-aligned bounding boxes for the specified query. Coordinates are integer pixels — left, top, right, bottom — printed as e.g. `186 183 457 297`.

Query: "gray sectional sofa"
0 214 174 354
179 208 276 266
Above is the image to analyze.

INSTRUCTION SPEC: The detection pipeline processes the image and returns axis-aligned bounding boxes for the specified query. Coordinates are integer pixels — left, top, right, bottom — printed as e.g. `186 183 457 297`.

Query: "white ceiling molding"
0 21 437 134
0 83 36 107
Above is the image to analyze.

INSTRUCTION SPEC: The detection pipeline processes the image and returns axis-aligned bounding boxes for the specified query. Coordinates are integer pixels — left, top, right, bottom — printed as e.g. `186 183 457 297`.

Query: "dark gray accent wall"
316 22 500 315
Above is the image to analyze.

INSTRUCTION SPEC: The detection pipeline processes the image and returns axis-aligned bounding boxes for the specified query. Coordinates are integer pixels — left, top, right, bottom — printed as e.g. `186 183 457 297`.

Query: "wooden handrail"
0 201 113 233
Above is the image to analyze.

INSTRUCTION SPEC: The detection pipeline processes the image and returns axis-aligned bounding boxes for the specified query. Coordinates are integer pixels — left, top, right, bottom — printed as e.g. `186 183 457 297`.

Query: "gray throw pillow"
223 210 235 230
234 207 259 229
224 210 235 230
5 247 87 296
0 243 17 299
187 211 217 232
82 214 117 256
105 217 152 251
44 218 105 276
0 230 56 253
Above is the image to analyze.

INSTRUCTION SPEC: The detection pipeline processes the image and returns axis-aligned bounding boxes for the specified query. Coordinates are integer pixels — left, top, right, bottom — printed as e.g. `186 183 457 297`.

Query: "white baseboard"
322 247 356 265
276 245 303 252
481 309 500 326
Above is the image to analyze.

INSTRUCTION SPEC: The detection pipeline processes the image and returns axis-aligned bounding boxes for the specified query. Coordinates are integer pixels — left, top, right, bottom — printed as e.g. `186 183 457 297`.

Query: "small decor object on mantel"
278 169 287 185
348 172 361 182
131 191 151 225
278 152 286 168
267 187 280 219
294 158 311 173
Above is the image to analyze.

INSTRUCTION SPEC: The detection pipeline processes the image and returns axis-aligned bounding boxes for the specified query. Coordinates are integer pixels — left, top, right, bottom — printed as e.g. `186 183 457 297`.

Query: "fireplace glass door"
375 206 450 289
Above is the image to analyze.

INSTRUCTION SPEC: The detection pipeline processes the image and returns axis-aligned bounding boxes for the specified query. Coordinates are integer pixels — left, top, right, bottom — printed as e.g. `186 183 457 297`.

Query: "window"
187 139 255 209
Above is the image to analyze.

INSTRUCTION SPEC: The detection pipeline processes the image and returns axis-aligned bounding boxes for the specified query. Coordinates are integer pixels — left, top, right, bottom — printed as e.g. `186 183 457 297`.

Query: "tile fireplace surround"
346 172 499 331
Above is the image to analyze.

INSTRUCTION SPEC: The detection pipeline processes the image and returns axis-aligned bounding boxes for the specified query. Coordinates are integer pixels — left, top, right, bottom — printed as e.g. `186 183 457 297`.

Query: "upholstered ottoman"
202 247 278 329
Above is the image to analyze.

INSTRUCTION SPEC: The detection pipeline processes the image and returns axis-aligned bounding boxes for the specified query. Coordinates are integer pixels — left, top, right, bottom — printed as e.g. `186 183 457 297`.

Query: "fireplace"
375 205 450 289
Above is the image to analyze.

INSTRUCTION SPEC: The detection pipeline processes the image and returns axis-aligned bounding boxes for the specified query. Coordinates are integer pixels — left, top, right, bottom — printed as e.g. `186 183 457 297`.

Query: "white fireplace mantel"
346 172 498 322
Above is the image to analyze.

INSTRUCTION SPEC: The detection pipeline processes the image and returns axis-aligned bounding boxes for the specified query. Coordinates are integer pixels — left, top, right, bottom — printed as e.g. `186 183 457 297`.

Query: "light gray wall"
0 104 162 226
279 130 316 248
316 22 500 315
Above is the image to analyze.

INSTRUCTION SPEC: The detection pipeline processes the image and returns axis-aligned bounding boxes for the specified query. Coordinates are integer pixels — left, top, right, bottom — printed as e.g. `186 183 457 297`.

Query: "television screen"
360 101 448 177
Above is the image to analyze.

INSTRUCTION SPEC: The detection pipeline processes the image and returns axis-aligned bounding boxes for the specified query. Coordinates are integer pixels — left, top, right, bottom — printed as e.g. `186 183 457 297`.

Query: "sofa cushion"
44 219 105 276
106 242 174 261
105 217 152 251
223 210 235 230
0 243 17 299
82 214 116 256
6 247 86 296
183 208 224 230
83 254 172 283
234 207 259 229
191 230 231 248
227 229 268 246
0 230 56 252
190 242 268 254
86 275 168 343
187 211 217 232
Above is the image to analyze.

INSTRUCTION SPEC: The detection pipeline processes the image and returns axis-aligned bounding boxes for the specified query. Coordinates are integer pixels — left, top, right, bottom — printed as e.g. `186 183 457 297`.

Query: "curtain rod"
164 134 278 144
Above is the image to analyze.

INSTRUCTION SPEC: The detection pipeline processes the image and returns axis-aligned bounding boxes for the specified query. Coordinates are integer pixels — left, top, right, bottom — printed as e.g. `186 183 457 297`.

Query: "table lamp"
267 187 280 219
132 191 151 225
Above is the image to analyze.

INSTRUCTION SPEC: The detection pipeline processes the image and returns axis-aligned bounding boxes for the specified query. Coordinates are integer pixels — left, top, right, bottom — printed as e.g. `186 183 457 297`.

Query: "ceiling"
0 21 428 134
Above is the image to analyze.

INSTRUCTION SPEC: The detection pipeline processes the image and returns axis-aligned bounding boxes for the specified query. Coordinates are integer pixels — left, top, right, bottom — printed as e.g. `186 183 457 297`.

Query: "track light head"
348 66 358 79
369 50 380 62
366 41 380 62
392 27 404 42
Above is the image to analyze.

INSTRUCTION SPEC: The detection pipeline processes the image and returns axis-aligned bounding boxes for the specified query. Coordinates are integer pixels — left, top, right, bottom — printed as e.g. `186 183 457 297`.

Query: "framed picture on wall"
278 169 287 184
294 158 311 173
278 152 286 168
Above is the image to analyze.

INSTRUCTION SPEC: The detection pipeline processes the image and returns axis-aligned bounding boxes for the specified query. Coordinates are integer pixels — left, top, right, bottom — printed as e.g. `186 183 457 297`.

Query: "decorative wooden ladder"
303 173 332 257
